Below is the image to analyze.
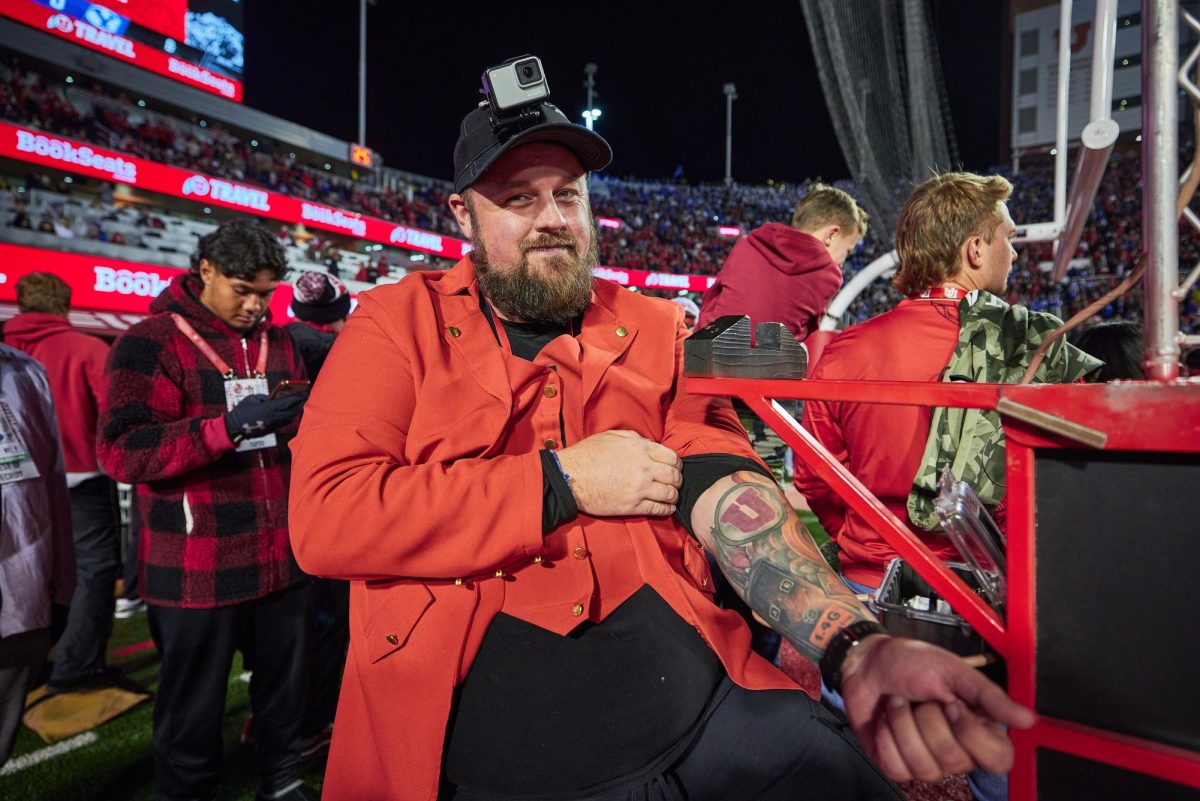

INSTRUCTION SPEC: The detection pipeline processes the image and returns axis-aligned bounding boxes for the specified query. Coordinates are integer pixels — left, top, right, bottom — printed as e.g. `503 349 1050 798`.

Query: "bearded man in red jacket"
5 272 118 695
288 60 1032 801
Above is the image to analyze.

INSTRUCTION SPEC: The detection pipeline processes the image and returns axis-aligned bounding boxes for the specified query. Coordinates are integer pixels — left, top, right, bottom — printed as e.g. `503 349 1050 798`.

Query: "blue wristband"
549 449 571 482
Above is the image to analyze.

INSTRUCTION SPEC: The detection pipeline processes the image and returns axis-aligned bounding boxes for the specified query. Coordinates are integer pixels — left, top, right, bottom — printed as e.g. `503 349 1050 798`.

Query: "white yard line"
0 731 99 775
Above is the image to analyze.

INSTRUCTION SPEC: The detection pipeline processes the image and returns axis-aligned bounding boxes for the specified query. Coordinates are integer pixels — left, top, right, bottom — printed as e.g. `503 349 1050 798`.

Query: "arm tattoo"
709 473 873 663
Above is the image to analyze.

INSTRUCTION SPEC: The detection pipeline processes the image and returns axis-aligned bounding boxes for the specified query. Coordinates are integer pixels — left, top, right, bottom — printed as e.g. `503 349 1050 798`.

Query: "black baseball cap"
452 101 612 194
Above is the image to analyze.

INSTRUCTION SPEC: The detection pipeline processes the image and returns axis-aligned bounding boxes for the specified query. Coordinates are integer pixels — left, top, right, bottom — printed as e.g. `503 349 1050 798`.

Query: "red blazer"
289 257 799 800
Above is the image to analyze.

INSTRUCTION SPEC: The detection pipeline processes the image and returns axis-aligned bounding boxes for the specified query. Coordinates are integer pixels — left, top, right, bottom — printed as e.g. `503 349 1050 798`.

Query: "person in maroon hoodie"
697 183 869 342
97 219 316 801
5 272 120 694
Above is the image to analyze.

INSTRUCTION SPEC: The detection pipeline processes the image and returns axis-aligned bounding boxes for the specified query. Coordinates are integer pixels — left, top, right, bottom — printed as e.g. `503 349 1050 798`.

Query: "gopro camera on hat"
483 55 549 114
453 55 612 193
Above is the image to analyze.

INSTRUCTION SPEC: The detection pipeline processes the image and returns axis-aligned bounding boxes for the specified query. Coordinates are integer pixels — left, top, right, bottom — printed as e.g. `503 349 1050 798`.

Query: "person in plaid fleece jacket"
97 218 317 801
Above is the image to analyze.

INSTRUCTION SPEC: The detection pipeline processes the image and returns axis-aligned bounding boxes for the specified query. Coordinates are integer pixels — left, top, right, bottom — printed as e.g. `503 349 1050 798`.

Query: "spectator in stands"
0 343 74 768
696 184 868 342
1072 321 1145 381
288 86 1031 801
36 217 54 234
97 218 316 801
795 172 1098 801
354 262 379 283
375 254 390 278
4 273 121 695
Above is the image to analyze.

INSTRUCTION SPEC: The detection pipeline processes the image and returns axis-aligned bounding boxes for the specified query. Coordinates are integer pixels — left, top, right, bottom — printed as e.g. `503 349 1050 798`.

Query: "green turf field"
0 610 327 800
0 509 829 800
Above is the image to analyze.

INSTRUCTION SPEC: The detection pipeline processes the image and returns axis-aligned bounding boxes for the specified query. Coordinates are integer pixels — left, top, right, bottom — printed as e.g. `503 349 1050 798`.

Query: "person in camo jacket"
97 218 317 801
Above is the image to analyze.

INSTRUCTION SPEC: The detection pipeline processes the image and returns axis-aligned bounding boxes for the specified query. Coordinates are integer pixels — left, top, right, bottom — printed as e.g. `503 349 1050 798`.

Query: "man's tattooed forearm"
709 474 871 663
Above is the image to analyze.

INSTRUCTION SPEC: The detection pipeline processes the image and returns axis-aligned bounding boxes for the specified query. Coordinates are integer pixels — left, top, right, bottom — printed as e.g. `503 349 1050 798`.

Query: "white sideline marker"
0 731 99 775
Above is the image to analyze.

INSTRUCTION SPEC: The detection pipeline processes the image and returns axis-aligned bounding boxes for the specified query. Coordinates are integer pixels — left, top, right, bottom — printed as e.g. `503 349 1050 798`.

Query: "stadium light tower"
357 0 367 143
583 63 601 131
723 82 737 186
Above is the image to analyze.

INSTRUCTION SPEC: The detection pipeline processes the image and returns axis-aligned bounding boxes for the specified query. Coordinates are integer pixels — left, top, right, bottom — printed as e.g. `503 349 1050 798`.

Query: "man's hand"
554 430 681 516
840 635 1036 782
224 392 308 441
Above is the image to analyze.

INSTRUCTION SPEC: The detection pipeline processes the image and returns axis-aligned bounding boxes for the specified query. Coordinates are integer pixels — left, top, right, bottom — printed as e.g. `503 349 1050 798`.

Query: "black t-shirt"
442 305 770 794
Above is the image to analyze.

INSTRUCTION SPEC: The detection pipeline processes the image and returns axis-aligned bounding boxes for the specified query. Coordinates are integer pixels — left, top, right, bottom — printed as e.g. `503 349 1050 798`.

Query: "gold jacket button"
494 570 505 578
385 634 399 645
532 555 544 563
447 326 461 338
543 385 558 398
453 578 464 586
615 326 628 337
571 603 584 617
543 438 557 450
572 546 587 560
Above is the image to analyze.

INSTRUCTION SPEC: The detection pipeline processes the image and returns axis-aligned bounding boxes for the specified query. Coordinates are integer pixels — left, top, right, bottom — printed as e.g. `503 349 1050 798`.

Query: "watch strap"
819 620 887 694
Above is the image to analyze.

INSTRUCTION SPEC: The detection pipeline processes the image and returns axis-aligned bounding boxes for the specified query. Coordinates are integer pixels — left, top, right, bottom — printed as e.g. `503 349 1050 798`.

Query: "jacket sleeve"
288 295 544 582
29 363 75 606
96 329 230 484
793 394 848 538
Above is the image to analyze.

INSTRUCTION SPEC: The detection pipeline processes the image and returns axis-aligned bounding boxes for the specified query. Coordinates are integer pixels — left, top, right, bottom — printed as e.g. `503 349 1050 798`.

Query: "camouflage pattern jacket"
907 291 1102 530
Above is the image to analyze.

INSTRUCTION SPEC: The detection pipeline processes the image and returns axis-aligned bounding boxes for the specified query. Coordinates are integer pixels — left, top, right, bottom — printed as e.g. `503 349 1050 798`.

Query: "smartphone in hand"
268 379 311 400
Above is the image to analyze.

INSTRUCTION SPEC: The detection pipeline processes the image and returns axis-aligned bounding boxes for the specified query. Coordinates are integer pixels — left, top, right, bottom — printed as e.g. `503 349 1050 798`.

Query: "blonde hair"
791 184 869 237
893 172 1013 297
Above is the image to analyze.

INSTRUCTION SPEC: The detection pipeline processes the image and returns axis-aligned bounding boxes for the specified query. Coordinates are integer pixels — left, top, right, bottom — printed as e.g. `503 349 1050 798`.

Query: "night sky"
243 0 1006 186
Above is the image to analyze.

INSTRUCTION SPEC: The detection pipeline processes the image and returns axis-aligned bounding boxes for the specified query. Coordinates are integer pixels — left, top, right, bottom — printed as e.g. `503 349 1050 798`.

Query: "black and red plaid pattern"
97 274 307 608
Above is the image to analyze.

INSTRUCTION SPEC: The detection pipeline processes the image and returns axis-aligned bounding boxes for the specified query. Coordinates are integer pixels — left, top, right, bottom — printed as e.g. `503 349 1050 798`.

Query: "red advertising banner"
0 122 717 293
0 242 296 321
0 2 242 102
103 0 188 41
0 122 473 260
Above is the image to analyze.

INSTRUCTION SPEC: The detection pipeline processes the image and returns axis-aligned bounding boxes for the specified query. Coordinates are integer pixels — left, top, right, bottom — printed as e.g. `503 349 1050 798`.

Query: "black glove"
224 392 307 442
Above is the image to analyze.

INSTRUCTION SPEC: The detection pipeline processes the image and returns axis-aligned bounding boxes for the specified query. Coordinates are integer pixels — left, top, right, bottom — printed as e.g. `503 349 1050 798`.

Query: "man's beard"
472 215 599 325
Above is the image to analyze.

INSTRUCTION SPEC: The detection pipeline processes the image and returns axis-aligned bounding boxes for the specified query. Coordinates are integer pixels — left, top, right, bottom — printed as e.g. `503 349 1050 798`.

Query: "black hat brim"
454 122 612 194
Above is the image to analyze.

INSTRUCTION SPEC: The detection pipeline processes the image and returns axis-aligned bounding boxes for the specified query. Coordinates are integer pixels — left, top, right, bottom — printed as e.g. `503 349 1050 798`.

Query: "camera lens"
515 58 542 87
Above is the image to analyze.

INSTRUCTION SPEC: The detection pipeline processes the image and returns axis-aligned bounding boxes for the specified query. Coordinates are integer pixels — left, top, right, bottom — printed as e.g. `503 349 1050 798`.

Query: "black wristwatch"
819 620 887 695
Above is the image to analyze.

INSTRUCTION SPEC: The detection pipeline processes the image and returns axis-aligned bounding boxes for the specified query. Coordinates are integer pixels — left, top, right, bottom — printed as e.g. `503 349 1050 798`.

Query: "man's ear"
448 193 473 239
821 224 842 246
198 258 214 285
963 236 984 269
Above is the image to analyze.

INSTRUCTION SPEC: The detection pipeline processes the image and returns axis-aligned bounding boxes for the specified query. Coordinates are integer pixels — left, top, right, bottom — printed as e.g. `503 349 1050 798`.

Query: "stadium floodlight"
723 83 737 186
583 63 600 131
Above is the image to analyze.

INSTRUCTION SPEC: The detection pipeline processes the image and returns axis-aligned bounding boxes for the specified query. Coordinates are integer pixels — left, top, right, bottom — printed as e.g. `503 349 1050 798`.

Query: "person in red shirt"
4 273 119 694
696 184 868 343
796 172 1022 589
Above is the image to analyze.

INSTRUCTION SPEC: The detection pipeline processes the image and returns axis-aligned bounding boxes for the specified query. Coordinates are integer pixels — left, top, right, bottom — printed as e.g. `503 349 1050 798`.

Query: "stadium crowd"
3 57 1198 331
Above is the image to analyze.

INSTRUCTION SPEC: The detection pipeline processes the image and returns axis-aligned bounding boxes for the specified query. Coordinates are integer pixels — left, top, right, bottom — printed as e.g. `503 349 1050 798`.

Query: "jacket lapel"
578 290 637 407
433 260 513 410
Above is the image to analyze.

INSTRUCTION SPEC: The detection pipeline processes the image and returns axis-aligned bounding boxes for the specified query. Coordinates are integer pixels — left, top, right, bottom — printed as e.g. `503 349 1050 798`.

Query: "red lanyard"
916 286 967 300
171 313 268 378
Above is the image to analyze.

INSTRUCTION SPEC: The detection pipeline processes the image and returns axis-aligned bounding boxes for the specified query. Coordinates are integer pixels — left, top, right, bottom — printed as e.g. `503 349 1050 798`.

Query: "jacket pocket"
682 537 716 598
363 582 435 664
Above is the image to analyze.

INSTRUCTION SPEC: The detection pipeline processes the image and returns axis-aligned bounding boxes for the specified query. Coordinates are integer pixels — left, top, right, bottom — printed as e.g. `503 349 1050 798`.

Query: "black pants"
50 475 119 686
0 628 51 767
443 675 901 801
302 577 349 738
148 581 311 801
